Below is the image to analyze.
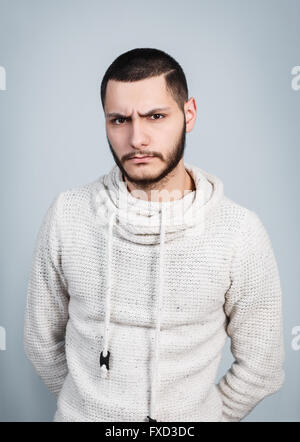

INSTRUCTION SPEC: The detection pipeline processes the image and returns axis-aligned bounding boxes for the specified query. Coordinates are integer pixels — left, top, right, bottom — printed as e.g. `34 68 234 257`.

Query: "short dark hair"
100 48 189 112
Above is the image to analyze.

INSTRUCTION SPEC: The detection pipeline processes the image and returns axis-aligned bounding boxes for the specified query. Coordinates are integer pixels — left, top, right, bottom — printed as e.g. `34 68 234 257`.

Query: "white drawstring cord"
99 204 166 422
148 203 166 421
100 211 116 378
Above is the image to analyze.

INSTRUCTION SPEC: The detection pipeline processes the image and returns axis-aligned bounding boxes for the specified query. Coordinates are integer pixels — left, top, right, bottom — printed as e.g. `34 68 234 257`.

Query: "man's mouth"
128 155 156 163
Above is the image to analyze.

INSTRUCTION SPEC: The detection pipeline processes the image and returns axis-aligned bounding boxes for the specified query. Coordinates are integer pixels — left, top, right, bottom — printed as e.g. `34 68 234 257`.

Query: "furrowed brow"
106 107 171 119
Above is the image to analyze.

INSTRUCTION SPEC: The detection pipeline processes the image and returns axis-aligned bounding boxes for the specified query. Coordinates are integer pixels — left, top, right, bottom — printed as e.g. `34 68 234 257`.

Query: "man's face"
104 75 187 187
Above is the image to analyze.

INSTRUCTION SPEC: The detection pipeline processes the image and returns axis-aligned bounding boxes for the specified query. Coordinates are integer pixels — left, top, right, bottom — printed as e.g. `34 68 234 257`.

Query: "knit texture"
23 162 285 422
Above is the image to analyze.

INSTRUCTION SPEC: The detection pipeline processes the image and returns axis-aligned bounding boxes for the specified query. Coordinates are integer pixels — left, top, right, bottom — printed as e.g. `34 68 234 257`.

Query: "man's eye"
150 114 165 120
112 118 126 125
111 114 165 125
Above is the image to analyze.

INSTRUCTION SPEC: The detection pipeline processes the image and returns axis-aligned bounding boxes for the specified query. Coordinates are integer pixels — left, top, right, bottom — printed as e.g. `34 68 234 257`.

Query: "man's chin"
121 163 168 186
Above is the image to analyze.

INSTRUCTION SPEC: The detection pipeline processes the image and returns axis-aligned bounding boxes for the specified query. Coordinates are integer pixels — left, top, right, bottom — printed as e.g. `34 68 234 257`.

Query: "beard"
106 114 187 189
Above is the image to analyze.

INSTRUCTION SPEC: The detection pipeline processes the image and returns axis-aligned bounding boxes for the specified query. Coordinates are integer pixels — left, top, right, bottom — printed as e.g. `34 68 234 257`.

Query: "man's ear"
184 97 197 133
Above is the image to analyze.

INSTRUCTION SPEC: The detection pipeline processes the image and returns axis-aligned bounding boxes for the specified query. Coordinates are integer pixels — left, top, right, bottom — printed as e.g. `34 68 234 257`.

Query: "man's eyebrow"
106 107 171 119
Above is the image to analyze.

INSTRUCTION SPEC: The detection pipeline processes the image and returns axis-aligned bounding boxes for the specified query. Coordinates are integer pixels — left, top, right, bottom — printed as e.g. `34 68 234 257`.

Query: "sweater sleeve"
23 192 70 399
216 209 285 422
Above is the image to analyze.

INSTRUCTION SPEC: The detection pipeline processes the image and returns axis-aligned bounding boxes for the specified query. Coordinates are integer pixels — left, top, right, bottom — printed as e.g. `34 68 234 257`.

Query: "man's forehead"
104 76 179 117
106 76 171 102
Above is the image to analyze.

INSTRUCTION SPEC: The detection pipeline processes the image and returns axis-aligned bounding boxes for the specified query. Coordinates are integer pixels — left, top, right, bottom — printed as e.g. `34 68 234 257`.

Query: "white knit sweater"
23 162 285 422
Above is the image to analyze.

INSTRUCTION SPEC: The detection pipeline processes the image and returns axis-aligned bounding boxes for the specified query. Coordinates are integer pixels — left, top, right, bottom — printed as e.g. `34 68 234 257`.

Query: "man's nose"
129 118 149 149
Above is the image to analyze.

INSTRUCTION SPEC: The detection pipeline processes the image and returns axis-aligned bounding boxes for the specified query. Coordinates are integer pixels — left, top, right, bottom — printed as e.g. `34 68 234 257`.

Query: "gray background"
0 0 299 422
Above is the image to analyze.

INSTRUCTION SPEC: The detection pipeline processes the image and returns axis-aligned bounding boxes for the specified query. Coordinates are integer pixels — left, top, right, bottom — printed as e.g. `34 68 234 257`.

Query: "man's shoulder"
217 194 263 235
55 174 105 217
60 176 102 198
218 194 250 218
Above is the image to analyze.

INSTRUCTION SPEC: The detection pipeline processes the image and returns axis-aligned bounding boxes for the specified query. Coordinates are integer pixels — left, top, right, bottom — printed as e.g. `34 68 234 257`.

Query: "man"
23 48 285 422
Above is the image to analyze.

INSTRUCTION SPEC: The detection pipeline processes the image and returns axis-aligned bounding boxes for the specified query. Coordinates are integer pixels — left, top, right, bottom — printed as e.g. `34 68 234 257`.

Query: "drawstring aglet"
100 350 110 378
147 415 157 422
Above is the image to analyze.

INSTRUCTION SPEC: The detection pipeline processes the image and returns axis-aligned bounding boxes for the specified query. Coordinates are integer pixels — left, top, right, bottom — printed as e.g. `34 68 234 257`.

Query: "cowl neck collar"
93 162 224 245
